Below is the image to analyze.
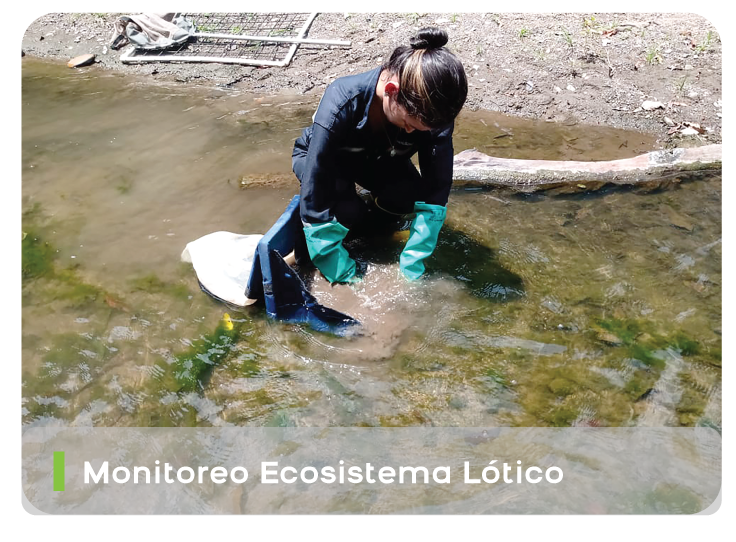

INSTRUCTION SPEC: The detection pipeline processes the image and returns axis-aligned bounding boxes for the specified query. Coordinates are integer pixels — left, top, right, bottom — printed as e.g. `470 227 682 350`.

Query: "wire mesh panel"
122 12 317 66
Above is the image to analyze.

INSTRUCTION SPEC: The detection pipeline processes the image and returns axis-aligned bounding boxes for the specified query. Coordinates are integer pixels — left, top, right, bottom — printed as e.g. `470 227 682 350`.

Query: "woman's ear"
384 81 399 97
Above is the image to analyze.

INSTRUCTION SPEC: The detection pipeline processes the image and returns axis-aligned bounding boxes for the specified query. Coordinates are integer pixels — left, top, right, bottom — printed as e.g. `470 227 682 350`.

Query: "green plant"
676 76 689 95
450 14 458 23
519 28 529 39
476 44 484 56
582 15 598 34
696 30 714 53
561 28 573 47
645 45 662 65
407 13 421 25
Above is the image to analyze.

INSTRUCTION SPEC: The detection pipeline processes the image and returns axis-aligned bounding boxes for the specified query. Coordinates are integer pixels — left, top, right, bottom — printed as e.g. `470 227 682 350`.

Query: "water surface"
22 58 720 435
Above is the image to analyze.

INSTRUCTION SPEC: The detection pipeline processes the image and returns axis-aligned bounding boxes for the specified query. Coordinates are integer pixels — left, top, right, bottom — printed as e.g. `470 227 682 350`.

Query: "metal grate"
122 12 328 67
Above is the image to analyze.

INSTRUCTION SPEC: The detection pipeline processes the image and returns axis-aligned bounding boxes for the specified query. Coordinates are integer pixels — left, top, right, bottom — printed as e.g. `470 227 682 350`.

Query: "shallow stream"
22 58 721 436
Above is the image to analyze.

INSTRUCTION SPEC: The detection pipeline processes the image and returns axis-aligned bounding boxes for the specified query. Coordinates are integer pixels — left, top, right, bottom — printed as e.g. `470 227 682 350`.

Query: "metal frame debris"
121 12 350 67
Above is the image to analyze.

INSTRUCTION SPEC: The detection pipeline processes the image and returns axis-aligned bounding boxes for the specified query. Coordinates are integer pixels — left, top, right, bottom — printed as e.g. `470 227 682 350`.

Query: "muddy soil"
22 12 722 147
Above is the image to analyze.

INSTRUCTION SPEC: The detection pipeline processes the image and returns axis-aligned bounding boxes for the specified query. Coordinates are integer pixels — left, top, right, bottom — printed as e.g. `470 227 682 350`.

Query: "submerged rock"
597 331 623 346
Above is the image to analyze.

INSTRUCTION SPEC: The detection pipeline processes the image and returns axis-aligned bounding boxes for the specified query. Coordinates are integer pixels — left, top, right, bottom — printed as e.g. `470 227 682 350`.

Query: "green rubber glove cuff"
399 202 447 281
303 221 357 283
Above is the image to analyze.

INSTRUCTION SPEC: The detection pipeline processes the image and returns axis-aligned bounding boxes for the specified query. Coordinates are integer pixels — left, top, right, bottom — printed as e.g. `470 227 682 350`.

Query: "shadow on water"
339 223 524 302
430 226 524 301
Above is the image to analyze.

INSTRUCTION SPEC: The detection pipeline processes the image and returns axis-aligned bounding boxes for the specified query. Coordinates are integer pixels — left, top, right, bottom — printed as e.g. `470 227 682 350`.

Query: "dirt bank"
22 12 722 147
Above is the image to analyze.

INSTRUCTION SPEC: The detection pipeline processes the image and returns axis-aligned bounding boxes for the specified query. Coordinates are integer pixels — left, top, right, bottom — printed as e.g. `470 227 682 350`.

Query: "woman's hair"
382 27 468 129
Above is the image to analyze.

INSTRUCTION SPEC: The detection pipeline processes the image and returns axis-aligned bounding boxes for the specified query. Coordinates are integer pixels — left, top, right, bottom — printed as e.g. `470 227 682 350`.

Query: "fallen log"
452 144 722 193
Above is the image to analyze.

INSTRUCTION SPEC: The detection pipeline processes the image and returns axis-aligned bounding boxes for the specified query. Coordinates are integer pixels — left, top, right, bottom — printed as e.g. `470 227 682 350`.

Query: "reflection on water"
22 58 720 436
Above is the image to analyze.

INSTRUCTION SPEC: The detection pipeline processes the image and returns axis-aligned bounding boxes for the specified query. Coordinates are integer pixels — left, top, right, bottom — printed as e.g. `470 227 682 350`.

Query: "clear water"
22 58 721 433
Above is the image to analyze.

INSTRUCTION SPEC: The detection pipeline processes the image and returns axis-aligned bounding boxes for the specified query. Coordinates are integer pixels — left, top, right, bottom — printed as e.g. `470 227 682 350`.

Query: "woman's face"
382 79 432 134
388 105 431 134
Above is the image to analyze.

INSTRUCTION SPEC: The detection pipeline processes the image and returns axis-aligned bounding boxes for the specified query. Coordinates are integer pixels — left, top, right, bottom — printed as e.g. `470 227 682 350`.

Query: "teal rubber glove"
399 202 447 280
303 220 357 283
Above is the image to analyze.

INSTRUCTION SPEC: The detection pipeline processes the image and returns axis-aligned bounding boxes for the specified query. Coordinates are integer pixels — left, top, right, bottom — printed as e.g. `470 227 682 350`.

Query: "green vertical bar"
53 451 65 491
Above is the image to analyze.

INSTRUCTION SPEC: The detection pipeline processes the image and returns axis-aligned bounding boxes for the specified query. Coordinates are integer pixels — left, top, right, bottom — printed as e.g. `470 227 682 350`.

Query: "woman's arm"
298 123 343 225
417 122 455 206
399 123 455 280
295 96 360 283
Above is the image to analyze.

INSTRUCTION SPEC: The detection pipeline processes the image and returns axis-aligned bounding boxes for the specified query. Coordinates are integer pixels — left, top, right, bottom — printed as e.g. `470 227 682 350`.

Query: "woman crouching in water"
292 27 468 283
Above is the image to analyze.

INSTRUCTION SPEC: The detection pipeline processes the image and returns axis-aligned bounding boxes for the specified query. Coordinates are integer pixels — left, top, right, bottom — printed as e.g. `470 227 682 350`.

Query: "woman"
292 27 467 283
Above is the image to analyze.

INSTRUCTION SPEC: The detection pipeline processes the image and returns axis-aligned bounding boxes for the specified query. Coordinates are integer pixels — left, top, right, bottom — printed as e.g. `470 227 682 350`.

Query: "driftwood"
452 144 722 193
237 144 722 194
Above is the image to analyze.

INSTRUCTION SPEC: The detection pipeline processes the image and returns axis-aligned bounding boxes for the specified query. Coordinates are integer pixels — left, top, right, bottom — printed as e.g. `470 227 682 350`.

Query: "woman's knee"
333 196 369 229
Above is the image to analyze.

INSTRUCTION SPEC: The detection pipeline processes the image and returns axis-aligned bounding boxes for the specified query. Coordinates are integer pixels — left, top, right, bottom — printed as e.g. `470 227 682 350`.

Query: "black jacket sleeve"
295 82 360 225
417 122 455 207
297 122 346 225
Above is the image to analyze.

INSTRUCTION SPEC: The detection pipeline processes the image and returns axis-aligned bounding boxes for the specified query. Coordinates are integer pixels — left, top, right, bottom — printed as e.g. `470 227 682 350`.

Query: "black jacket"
293 67 455 225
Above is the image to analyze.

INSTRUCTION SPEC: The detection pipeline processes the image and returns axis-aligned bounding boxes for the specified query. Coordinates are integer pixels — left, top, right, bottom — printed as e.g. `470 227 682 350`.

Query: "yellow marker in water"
223 313 234 331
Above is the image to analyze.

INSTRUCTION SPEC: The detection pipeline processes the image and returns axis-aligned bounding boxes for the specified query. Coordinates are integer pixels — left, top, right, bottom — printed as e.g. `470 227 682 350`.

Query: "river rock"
664 205 694 231
597 331 623 346
642 100 665 111
67 54 96 68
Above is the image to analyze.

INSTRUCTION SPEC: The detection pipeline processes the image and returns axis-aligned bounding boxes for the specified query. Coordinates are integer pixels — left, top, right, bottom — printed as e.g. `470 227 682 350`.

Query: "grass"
561 28 573 48
645 45 662 65
696 30 715 53
518 28 529 39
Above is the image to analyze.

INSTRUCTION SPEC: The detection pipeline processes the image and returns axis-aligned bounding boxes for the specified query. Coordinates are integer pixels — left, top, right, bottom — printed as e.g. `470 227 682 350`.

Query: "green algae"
21 216 123 313
547 377 575 396
22 230 56 281
507 358 638 426
627 344 664 370
676 388 706 426
669 331 700 356
130 273 192 301
22 330 119 424
372 309 716 428
485 367 510 388
636 483 704 514
596 317 644 344
624 370 658 401
378 410 431 427
172 318 241 392
134 399 199 428
594 317 705 370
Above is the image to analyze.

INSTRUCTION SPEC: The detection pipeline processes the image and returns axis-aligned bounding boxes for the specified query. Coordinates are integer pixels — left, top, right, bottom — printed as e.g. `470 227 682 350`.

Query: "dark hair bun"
410 27 448 50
